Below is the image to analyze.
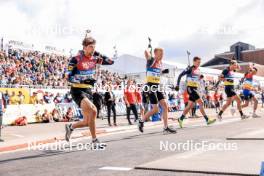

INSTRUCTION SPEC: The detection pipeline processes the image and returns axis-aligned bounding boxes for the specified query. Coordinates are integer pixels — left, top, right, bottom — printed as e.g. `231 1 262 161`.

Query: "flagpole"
187 50 191 66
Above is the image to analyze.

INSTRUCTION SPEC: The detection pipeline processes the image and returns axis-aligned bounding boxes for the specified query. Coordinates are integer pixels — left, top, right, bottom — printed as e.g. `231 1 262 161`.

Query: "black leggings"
126 104 138 123
107 103 116 124
191 104 197 116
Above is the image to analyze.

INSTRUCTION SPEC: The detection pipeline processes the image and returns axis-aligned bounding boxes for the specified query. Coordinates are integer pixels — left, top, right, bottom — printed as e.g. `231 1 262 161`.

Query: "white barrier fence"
2 102 128 125
3 104 55 125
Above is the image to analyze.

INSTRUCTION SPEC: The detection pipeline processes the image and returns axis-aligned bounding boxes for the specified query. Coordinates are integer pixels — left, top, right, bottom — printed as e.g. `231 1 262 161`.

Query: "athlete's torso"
186 66 201 88
68 51 101 88
146 57 162 85
222 67 235 86
243 72 254 90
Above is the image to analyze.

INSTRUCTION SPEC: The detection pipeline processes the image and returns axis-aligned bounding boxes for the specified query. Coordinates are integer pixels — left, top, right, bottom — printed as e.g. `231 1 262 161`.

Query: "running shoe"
163 126 177 134
252 113 261 118
241 114 250 119
178 118 183 128
91 138 107 150
207 118 216 125
217 114 222 121
138 120 144 133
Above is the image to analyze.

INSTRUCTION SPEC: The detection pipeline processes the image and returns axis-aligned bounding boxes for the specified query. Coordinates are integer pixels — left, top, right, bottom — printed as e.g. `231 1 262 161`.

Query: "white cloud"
0 0 263 63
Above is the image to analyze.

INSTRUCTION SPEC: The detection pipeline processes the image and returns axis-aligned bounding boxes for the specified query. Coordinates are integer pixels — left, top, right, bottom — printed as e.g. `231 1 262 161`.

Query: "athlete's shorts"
187 86 200 102
224 85 236 98
148 91 165 104
143 84 165 104
70 87 93 107
243 89 254 101
142 91 149 104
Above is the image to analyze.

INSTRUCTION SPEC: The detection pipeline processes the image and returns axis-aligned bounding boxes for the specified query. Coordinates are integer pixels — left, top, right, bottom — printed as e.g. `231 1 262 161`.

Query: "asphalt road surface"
0 115 263 176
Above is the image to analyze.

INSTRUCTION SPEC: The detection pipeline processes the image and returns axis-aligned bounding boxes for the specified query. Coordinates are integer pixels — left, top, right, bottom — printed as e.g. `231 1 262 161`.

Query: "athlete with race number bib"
175 57 216 128
65 37 114 146
138 48 176 134
215 60 249 120
241 67 261 118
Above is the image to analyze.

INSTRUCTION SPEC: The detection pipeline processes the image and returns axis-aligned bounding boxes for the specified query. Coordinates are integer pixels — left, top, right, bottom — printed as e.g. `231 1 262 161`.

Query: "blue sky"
0 0 264 64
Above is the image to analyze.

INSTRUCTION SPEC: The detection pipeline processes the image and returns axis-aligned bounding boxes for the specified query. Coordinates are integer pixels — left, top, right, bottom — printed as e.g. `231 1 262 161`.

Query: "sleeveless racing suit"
67 50 114 106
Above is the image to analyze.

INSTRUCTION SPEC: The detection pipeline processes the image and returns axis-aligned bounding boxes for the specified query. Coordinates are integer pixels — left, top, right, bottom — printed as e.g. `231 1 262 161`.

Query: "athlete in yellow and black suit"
138 47 176 134
65 37 114 145
216 60 249 120
175 57 216 128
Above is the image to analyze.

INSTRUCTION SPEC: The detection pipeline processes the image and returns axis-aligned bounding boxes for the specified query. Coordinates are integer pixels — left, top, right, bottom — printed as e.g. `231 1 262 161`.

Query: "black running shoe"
91 138 107 150
138 120 144 133
163 126 177 134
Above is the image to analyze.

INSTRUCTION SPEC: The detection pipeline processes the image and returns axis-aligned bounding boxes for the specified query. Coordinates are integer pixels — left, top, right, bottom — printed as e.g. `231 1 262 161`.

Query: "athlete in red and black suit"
241 67 260 118
65 37 114 146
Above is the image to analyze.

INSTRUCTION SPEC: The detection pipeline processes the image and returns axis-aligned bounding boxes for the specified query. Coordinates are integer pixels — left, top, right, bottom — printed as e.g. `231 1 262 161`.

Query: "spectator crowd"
1 48 264 126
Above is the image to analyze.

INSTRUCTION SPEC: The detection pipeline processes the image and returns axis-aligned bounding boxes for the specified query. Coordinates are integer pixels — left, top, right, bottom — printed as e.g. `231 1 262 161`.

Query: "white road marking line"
177 150 206 159
189 118 239 128
10 134 24 138
237 129 264 136
99 166 132 171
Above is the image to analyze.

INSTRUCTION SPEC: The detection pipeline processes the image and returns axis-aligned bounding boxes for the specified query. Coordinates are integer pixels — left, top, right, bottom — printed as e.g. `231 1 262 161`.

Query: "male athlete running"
216 60 249 120
138 48 176 134
241 67 260 118
65 37 114 145
175 57 216 128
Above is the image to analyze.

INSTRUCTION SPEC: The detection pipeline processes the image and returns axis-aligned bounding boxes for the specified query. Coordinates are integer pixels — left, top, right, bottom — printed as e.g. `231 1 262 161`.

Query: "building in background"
202 42 264 76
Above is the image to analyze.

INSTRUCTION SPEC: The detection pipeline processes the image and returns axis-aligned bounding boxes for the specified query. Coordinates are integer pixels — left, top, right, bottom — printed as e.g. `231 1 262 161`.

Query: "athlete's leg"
252 96 259 116
241 100 249 108
233 95 242 111
159 98 177 133
196 98 206 116
140 104 145 118
159 99 168 128
141 90 159 121
183 101 194 117
220 97 232 112
142 104 159 121
177 100 193 128
72 97 97 139
232 95 249 118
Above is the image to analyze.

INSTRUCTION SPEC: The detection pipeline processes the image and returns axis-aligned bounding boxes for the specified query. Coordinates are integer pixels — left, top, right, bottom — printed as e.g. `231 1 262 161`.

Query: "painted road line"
10 134 24 138
99 166 132 171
